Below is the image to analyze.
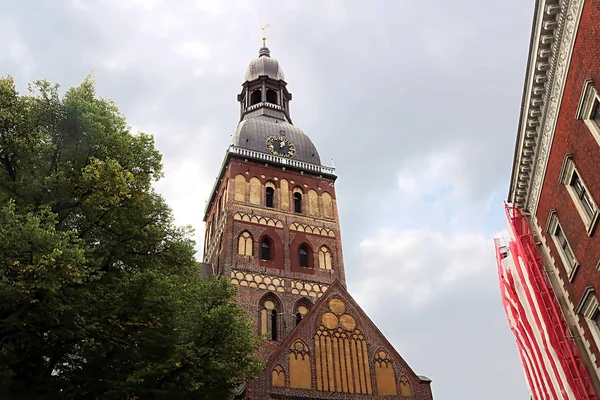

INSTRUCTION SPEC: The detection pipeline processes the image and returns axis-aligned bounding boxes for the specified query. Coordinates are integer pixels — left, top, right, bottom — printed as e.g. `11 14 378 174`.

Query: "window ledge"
568 262 580 282
586 212 600 237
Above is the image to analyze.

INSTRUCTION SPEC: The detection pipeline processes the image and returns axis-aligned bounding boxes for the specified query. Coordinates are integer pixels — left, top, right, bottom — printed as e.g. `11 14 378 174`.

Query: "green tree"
0 75 262 399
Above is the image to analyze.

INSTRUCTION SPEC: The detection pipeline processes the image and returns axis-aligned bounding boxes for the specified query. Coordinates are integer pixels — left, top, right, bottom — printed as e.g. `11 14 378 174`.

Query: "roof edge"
508 0 543 203
508 0 585 213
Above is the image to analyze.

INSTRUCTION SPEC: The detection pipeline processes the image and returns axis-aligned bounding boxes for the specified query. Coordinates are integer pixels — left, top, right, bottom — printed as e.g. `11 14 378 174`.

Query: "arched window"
266 187 275 208
261 237 272 261
399 375 413 397
294 299 311 326
238 231 253 256
319 246 332 270
266 89 278 104
271 309 278 341
259 294 282 342
299 244 310 268
294 192 302 213
375 350 397 395
250 89 261 105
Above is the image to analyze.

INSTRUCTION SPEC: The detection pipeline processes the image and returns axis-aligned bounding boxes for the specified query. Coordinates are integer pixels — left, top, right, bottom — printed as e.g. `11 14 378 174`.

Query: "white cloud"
355 228 493 308
192 0 251 16
172 41 211 60
0 16 33 76
397 145 473 202
2 1 534 397
154 157 214 257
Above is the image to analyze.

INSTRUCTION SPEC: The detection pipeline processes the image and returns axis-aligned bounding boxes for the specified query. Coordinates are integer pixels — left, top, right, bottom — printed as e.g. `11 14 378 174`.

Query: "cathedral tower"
202 44 434 399
203 44 344 342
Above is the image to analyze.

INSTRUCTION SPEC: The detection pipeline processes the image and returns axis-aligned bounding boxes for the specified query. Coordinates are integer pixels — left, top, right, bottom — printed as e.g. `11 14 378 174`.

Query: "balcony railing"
229 146 336 176
245 102 284 112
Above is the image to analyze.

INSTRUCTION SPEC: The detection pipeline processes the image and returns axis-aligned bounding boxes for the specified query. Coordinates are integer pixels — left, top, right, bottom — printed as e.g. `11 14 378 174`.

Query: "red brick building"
202 44 434 399
498 0 600 398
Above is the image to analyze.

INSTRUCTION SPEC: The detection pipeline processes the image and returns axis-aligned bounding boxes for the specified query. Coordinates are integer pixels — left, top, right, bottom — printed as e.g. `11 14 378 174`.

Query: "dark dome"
244 47 285 82
232 116 321 165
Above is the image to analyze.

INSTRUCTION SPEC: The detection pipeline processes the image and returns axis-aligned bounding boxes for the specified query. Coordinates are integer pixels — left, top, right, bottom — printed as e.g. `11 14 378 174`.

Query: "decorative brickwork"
243 281 434 399
201 44 433 399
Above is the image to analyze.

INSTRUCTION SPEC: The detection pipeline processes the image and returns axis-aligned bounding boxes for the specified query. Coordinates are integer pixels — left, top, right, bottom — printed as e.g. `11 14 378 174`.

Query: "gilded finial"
260 24 270 47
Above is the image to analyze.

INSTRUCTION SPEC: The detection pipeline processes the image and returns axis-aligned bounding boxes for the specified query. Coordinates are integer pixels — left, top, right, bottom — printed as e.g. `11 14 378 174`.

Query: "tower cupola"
233 46 322 165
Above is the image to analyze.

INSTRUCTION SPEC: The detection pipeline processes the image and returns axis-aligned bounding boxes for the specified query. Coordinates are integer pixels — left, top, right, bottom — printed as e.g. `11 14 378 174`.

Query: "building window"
318 246 333 270
555 225 576 266
594 309 600 332
546 211 579 281
576 287 600 352
593 99 600 126
294 301 310 326
294 192 302 213
250 89 261 106
238 231 253 256
266 89 278 105
576 79 600 146
271 309 278 341
299 244 312 268
559 154 599 235
261 237 272 261
571 172 595 219
266 186 275 208
259 295 281 341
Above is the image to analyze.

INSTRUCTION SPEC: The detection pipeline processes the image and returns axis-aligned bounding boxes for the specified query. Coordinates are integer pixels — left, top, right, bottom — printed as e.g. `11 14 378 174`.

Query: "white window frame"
546 210 580 281
576 287 600 351
576 79 600 147
559 154 599 235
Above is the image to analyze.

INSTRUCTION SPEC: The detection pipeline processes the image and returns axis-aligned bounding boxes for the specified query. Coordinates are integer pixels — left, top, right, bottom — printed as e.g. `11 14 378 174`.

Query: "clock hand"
280 140 285 148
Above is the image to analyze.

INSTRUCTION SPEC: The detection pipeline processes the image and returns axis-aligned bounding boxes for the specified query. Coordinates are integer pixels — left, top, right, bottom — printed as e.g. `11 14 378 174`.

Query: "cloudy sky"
2 0 535 398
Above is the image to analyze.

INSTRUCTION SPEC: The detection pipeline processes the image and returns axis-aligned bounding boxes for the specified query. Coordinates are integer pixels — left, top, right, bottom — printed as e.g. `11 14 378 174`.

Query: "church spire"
231 40 325 166
238 38 291 124
260 24 270 48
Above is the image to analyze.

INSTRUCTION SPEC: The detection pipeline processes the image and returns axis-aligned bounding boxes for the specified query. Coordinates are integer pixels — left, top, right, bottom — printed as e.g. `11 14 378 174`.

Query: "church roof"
244 46 285 82
232 116 321 165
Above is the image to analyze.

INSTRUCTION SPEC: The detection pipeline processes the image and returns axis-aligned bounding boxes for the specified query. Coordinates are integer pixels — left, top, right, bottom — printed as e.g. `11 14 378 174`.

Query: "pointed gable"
250 280 433 399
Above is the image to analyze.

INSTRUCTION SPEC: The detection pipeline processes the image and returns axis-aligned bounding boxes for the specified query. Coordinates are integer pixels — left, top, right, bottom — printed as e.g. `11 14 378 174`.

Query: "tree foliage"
0 75 262 399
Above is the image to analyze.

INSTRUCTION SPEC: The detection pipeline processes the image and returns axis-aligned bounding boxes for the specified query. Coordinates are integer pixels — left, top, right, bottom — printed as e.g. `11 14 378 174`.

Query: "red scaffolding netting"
495 203 597 399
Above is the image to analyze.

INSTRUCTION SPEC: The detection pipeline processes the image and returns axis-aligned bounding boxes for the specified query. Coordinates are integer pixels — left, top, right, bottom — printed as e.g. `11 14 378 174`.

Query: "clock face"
266 136 296 158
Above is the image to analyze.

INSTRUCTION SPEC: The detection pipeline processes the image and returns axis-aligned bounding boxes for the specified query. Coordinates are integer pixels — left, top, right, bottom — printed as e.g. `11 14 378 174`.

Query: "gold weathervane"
260 24 270 47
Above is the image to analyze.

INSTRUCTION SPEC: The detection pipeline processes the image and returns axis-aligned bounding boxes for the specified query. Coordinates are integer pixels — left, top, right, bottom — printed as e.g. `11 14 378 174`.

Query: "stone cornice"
508 0 585 213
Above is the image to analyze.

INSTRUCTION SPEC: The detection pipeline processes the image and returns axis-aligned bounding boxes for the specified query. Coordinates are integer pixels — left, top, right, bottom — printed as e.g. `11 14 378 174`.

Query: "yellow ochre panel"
326 335 335 391
249 177 261 205
375 359 398 395
362 340 373 394
280 179 289 210
308 189 319 216
315 335 322 391
328 298 346 314
344 338 354 393
271 365 285 387
333 336 342 392
322 312 339 329
260 309 267 336
322 192 333 218
399 375 413 397
234 174 246 202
